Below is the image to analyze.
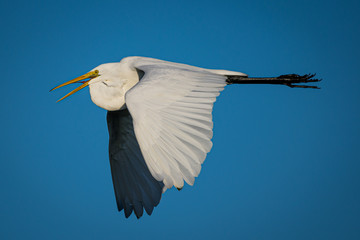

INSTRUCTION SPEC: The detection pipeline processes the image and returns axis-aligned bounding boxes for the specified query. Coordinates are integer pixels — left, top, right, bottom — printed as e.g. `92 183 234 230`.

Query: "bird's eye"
95 70 99 74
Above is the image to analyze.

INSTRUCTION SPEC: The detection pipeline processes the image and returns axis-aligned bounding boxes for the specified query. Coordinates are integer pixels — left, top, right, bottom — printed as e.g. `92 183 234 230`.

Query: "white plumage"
91 57 246 192
51 56 320 218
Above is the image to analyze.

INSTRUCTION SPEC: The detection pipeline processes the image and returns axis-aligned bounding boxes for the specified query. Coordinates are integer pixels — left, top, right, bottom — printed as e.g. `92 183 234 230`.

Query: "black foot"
278 73 321 89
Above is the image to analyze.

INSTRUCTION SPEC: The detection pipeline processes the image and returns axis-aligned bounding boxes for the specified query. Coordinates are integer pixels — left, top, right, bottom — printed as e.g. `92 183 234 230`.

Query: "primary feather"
107 109 164 218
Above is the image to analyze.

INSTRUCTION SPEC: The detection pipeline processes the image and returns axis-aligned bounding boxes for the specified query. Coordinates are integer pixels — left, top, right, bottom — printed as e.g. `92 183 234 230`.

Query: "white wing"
125 57 241 190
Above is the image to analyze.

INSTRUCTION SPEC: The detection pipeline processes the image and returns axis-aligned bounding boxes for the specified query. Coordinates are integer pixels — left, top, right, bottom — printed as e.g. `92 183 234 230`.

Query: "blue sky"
1 0 359 239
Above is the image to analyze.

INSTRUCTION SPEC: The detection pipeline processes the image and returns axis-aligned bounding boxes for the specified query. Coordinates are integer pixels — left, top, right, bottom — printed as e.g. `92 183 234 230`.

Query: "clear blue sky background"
1 0 359 239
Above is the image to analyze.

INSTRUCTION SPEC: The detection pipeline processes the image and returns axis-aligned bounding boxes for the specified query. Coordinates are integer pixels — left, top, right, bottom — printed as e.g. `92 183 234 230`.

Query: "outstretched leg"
226 73 321 89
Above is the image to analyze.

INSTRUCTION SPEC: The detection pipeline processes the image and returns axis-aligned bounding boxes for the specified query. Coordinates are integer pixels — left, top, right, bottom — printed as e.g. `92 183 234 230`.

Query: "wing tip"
119 204 156 219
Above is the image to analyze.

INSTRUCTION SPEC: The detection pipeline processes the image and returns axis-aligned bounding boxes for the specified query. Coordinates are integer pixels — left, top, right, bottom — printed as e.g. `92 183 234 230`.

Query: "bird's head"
51 63 136 111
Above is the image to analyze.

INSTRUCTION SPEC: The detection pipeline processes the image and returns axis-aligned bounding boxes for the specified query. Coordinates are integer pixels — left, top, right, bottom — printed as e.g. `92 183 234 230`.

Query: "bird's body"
51 56 320 218
88 57 246 111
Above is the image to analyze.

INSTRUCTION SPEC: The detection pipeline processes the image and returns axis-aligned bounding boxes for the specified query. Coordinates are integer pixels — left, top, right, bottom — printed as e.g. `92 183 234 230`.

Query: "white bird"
51 56 320 218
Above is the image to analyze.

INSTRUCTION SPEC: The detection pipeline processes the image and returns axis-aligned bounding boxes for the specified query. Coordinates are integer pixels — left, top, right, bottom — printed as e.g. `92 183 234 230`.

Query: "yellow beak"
50 70 99 102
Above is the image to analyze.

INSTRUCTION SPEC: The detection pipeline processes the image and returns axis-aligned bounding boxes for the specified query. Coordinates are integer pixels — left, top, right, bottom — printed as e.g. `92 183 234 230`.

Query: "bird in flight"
51 56 320 218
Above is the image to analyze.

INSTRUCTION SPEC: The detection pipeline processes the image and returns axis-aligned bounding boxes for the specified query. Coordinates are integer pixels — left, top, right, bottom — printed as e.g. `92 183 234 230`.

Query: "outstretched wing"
107 109 164 218
125 57 229 190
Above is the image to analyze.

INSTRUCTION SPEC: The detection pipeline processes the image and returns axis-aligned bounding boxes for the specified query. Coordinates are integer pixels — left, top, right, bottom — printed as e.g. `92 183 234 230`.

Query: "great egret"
51 56 320 218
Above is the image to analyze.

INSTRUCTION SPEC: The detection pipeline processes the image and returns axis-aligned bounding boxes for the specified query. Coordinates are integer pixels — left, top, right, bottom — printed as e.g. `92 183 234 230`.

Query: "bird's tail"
226 74 321 89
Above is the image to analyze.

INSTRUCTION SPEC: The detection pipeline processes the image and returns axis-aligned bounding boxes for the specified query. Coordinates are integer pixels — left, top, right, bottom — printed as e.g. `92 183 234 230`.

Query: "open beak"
50 70 99 102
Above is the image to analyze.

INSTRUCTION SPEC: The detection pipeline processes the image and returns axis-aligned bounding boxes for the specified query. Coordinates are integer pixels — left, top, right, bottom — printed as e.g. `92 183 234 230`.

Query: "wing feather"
107 109 164 218
125 58 227 190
